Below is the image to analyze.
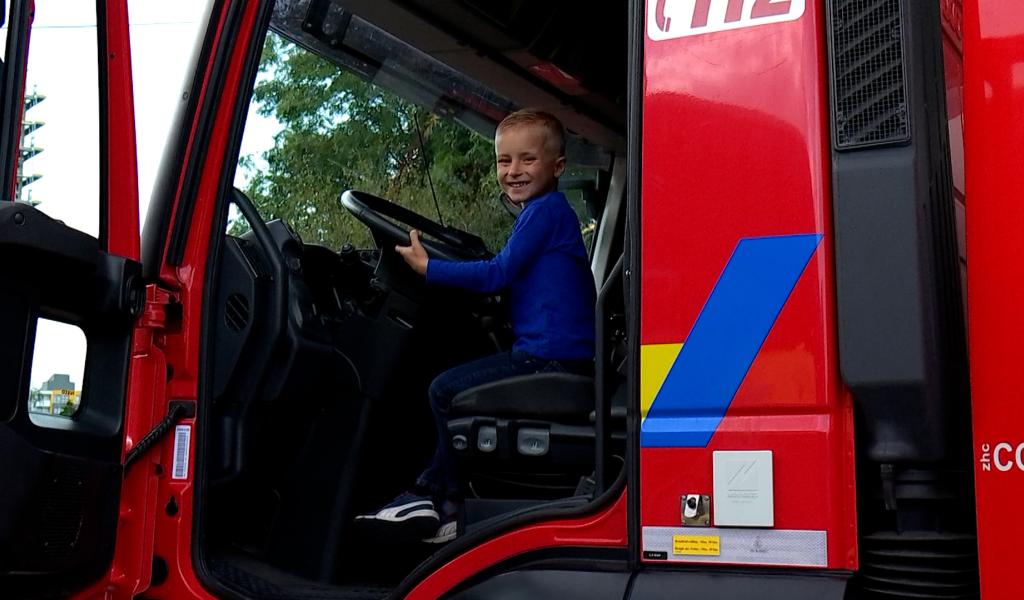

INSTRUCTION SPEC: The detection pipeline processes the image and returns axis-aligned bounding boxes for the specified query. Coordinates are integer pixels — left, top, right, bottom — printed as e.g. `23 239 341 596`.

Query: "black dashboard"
208 210 507 482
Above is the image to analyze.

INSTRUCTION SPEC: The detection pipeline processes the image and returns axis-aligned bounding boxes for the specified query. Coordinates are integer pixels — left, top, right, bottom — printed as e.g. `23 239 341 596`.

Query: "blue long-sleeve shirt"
427 191 596 361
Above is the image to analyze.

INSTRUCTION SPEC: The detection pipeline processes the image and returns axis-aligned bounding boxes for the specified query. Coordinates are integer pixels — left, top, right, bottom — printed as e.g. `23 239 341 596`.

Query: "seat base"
448 416 595 469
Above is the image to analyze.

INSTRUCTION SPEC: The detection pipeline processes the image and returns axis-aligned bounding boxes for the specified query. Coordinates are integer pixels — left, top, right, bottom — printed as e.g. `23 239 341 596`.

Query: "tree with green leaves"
235 34 511 251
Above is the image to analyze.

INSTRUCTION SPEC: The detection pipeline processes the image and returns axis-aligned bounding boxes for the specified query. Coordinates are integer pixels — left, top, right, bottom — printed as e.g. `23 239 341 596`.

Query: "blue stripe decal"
641 234 822 448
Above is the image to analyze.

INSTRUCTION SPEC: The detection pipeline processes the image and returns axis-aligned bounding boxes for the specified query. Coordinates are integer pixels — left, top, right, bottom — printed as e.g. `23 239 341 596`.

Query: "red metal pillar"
964 2 1024 598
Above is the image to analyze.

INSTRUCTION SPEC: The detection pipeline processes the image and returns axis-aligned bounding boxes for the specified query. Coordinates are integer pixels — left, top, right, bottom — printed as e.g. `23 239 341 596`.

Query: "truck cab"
0 1 1020 599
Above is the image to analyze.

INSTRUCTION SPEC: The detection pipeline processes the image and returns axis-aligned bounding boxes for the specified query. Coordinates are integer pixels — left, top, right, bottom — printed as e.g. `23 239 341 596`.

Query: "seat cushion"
450 372 594 423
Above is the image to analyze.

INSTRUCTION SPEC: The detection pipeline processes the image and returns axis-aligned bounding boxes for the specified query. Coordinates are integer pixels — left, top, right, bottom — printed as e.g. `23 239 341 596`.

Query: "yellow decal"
640 343 683 421
672 535 721 556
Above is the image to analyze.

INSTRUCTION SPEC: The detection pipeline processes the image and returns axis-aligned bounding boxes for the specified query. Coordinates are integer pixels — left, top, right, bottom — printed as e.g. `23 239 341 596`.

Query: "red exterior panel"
405 493 628 599
103 0 140 260
639 0 857 570
964 2 1024 598
143 0 263 595
77 0 243 597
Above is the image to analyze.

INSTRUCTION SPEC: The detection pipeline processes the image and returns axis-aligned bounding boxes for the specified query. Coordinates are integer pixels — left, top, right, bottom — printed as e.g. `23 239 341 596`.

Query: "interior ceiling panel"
272 0 626 157
395 0 627 121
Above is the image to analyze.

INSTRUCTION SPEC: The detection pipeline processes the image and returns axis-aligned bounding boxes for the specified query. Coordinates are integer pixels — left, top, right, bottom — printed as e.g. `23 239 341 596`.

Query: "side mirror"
0 1 7 28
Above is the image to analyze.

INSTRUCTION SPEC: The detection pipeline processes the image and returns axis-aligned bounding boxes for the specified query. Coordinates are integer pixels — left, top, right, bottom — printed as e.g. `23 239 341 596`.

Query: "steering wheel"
340 190 492 262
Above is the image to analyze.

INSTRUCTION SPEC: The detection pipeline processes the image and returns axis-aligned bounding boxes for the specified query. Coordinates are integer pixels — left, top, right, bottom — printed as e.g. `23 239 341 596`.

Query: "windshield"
232 1 606 252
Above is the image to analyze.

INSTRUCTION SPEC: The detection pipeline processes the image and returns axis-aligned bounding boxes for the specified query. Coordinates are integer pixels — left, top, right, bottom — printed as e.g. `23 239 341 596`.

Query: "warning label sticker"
673 535 721 556
172 424 191 480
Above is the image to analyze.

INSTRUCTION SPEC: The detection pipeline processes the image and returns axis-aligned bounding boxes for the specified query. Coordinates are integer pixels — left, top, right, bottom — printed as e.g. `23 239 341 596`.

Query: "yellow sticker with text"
672 535 721 556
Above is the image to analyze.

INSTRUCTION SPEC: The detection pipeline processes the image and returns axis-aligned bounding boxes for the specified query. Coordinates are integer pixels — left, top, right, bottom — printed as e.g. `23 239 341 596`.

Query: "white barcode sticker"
172 424 192 480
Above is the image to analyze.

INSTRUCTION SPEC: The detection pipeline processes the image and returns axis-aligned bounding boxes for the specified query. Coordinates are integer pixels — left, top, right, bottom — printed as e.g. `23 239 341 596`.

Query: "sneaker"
354 492 439 539
422 519 458 544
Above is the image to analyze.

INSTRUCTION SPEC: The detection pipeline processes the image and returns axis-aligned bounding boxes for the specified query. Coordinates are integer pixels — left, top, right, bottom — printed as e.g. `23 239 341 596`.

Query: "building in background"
28 372 79 416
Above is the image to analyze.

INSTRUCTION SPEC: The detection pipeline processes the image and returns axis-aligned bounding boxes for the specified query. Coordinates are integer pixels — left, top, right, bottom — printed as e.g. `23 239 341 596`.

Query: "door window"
27 319 87 420
1 0 100 236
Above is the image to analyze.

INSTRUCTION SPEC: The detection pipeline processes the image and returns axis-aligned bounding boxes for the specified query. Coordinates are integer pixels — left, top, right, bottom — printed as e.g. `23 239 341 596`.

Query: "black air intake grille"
225 293 250 332
829 0 910 148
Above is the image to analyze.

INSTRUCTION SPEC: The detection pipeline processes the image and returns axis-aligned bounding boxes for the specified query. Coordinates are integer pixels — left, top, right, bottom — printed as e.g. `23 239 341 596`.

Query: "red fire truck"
0 0 1020 598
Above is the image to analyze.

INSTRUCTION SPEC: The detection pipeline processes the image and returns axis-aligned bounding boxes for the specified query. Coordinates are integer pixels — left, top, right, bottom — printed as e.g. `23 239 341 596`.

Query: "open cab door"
0 0 142 596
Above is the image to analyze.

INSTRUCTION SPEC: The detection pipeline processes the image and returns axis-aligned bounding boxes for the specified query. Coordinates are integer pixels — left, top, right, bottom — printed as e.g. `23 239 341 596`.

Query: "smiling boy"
355 109 596 544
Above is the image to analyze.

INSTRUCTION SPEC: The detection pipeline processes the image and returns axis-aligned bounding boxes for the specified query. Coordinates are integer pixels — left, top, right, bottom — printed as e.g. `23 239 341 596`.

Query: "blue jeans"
415 350 593 501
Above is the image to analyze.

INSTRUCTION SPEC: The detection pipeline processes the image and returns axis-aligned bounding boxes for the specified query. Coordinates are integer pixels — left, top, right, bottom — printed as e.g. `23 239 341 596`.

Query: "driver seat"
447 256 627 500
446 372 597 475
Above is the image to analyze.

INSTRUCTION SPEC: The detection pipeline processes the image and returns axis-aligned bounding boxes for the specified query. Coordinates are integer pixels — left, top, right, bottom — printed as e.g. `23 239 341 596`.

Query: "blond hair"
496 109 566 157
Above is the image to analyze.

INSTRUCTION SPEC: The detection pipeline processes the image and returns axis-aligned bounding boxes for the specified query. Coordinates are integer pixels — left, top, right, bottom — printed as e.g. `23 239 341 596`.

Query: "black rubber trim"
623 570 639 599
595 255 624 493
190 2 275 599
627 567 852 600
0 0 32 199
142 0 224 278
625 0 644 571
95 0 109 250
444 546 630 599
165 0 245 267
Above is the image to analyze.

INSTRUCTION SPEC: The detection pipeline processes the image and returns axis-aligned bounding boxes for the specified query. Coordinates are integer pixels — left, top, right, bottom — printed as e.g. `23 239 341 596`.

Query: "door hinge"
138 284 180 330
124 400 196 468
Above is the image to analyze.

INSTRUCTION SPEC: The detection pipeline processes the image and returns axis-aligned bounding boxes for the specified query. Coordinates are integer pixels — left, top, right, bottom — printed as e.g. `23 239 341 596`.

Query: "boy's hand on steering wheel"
396 229 429 276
